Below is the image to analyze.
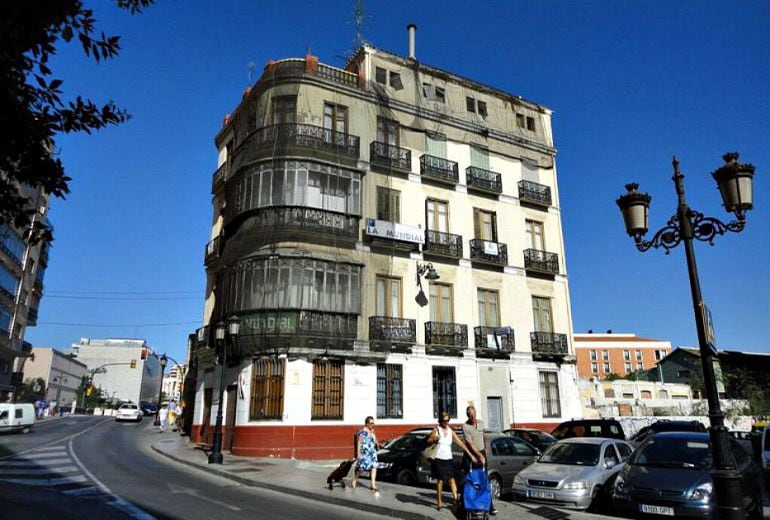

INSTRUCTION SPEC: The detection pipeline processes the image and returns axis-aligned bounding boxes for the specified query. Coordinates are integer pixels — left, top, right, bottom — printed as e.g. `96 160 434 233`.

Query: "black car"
630 420 706 445
503 428 556 451
375 428 431 485
613 432 763 519
551 419 625 441
140 402 158 416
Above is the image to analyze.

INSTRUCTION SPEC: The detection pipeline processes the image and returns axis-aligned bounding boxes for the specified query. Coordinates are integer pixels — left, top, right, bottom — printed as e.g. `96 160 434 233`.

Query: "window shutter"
473 209 481 239
491 212 498 241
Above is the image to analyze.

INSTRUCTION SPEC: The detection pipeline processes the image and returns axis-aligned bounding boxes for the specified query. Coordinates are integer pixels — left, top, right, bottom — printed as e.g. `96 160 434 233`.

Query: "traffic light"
130 359 136 369
85 385 93 396
140 348 148 360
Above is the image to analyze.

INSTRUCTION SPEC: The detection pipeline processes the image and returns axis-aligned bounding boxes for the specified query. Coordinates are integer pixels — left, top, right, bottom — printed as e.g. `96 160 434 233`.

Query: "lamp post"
616 152 755 520
414 262 440 307
208 315 240 464
153 354 168 426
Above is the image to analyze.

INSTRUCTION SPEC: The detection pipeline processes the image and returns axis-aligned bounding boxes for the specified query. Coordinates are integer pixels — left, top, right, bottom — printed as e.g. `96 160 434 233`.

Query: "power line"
46 290 200 295
45 295 200 301
39 321 201 328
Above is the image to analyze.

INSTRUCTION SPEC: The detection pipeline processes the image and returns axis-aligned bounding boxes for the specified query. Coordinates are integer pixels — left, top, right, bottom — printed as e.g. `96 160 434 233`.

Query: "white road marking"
0 475 88 486
36 446 68 452
0 466 79 475
167 483 242 512
0 458 71 467
8 451 68 460
0 418 112 460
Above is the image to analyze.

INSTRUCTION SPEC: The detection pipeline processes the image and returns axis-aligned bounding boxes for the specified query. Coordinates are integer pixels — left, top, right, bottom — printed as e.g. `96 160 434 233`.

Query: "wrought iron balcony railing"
204 235 223 265
470 239 508 266
370 142 411 172
21 341 33 355
530 332 569 357
369 316 416 344
420 155 459 185
425 322 468 347
248 206 359 243
424 230 463 259
466 166 502 194
474 326 515 352
195 326 210 350
212 163 228 192
253 123 360 160
26 308 38 325
518 180 552 207
523 248 560 275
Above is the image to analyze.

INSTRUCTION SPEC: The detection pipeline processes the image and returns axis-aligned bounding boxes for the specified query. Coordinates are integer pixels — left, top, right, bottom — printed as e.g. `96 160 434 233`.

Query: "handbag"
422 428 440 460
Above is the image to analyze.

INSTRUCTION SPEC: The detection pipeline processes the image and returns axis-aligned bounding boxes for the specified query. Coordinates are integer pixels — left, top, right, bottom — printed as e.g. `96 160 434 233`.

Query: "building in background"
161 364 186 402
23 347 88 409
70 338 162 405
573 332 671 380
190 32 580 459
0 185 50 401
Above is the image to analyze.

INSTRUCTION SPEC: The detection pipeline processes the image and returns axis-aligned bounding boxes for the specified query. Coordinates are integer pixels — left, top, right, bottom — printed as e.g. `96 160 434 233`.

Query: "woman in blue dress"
352 416 379 492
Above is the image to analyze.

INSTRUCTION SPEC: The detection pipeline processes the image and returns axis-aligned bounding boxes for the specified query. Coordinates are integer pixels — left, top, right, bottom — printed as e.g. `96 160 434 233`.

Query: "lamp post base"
208 452 223 464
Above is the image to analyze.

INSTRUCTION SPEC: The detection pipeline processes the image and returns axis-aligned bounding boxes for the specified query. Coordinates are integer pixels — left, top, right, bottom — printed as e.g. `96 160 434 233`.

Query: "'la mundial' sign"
365 218 425 244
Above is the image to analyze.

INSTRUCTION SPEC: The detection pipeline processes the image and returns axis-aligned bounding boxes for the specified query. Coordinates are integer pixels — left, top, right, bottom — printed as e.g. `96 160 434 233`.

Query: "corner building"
192 42 580 459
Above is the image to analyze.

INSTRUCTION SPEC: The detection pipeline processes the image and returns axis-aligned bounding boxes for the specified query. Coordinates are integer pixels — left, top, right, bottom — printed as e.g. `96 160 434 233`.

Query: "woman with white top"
426 411 478 511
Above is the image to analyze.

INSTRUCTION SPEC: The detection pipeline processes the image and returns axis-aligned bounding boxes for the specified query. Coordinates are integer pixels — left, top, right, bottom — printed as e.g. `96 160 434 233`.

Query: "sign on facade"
365 218 424 244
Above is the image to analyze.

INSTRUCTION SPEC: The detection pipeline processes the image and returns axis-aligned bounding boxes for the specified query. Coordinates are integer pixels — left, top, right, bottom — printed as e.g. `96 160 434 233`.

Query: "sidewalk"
151 434 611 520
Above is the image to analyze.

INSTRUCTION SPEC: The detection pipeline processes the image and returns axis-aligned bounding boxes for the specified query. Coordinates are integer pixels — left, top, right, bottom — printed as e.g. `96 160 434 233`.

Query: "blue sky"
26 0 770 365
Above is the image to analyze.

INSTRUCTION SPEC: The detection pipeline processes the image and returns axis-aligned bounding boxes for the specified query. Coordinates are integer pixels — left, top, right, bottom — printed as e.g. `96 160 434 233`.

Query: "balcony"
518 180 552 208
369 316 416 346
420 155 459 186
523 249 559 276
370 142 411 173
317 63 358 88
466 166 502 195
212 163 228 193
474 326 515 357
21 341 32 356
195 326 210 350
530 332 569 359
425 322 468 356
249 124 360 166
26 308 38 326
470 239 508 266
423 230 463 259
265 58 359 90
204 235 223 266
248 207 359 246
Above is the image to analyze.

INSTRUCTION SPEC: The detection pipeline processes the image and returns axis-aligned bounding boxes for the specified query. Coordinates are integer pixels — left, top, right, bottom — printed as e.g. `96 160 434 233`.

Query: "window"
376 187 400 222
623 350 631 361
0 264 19 300
616 443 632 461
377 364 403 418
636 351 643 361
473 209 497 241
637 362 644 371
466 96 476 113
532 296 553 333
526 116 536 131
426 199 449 233
624 362 632 373
677 369 691 378
375 67 402 90
590 350 597 361
640 390 652 399
272 96 296 125
376 117 399 146
250 358 285 420
604 388 615 398
477 289 500 327
477 101 487 117
323 103 348 141
312 359 344 420
0 307 11 333
432 366 456 418
389 72 403 90
511 437 537 456
525 219 545 250
603 363 610 373
655 349 667 361
604 445 620 466
658 389 669 399
376 275 401 318
0 225 25 263
422 83 445 103
375 67 387 84
591 363 598 373
466 97 487 117
425 132 447 159
622 392 634 398
470 145 490 170
602 350 609 361
429 283 453 323
539 371 561 418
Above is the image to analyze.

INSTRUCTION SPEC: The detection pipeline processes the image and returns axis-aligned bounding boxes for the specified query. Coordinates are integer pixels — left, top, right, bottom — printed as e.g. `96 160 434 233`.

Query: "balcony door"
272 96 296 125
474 209 497 241
525 219 545 251
470 145 489 169
376 117 399 146
477 289 500 327
426 199 449 233
532 296 553 333
376 276 402 318
323 103 348 143
426 132 447 159
429 283 453 323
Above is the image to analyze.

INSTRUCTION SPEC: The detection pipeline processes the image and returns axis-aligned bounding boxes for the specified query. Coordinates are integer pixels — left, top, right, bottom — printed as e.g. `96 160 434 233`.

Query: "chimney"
407 24 417 60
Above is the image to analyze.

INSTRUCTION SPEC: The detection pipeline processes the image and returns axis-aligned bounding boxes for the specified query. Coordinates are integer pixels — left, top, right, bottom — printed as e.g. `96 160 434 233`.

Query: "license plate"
639 504 675 516
528 489 555 500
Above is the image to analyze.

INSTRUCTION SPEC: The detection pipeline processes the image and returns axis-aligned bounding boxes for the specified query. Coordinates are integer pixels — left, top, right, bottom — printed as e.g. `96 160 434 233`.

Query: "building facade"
70 338 162 405
191 37 579 459
0 185 50 401
573 332 671 380
162 364 186 402
23 347 88 409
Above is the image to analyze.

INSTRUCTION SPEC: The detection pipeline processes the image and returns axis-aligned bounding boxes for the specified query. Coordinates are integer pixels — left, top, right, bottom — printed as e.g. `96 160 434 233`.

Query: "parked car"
613 431 763 519
630 420 706 445
512 437 633 511
140 402 158 416
115 403 143 422
551 419 625 441
503 428 557 451
0 403 35 434
417 431 539 499
374 428 431 485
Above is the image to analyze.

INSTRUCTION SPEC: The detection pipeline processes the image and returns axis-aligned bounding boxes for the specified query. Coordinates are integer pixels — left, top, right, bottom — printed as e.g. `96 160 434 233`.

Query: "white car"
115 403 143 423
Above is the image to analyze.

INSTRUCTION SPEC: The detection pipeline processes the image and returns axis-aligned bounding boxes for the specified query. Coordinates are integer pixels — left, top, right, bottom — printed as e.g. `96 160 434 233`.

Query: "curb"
150 443 435 520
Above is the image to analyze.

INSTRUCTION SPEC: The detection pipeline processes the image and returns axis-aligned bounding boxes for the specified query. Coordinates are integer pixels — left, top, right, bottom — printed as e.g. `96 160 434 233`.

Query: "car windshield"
631 437 712 469
122 405 137 410
539 443 600 465
384 434 427 451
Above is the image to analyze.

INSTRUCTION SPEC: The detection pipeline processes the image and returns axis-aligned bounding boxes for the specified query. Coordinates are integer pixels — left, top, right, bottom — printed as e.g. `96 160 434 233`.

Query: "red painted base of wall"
190 421 561 460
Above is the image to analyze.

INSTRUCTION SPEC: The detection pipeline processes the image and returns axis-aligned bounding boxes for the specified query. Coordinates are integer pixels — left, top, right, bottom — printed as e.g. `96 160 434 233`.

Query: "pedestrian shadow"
393 491 438 509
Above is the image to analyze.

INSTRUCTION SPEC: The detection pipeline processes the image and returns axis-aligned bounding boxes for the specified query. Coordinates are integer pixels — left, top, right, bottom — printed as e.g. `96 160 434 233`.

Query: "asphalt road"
0 416 392 520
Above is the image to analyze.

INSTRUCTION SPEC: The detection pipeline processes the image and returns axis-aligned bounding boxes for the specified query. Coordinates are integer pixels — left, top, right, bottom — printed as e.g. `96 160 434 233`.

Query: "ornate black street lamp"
414 262 440 307
208 315 240 464
616 152 755 520
153 354 168 426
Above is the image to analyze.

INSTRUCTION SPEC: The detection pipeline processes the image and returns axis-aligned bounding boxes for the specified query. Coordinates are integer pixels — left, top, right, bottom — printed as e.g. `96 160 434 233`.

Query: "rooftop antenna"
247 61 257 81
351 0 367 53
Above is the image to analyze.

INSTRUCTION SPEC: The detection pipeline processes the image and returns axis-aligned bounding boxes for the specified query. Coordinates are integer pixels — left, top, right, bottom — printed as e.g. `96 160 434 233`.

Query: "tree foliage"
0 0 153 241
17 377 46 402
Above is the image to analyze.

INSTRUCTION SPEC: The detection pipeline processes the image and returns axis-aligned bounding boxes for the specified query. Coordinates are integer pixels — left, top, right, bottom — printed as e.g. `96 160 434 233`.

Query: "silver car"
512 437 632 510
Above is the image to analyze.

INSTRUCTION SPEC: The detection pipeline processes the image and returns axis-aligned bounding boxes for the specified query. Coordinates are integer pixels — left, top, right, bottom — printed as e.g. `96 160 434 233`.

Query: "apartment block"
573 332 672 380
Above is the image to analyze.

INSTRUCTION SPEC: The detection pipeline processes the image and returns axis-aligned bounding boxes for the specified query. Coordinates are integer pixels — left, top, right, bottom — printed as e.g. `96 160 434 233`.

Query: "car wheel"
489 475 502 500
396 469 416 486
587 486 602 513
21 426 31 434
